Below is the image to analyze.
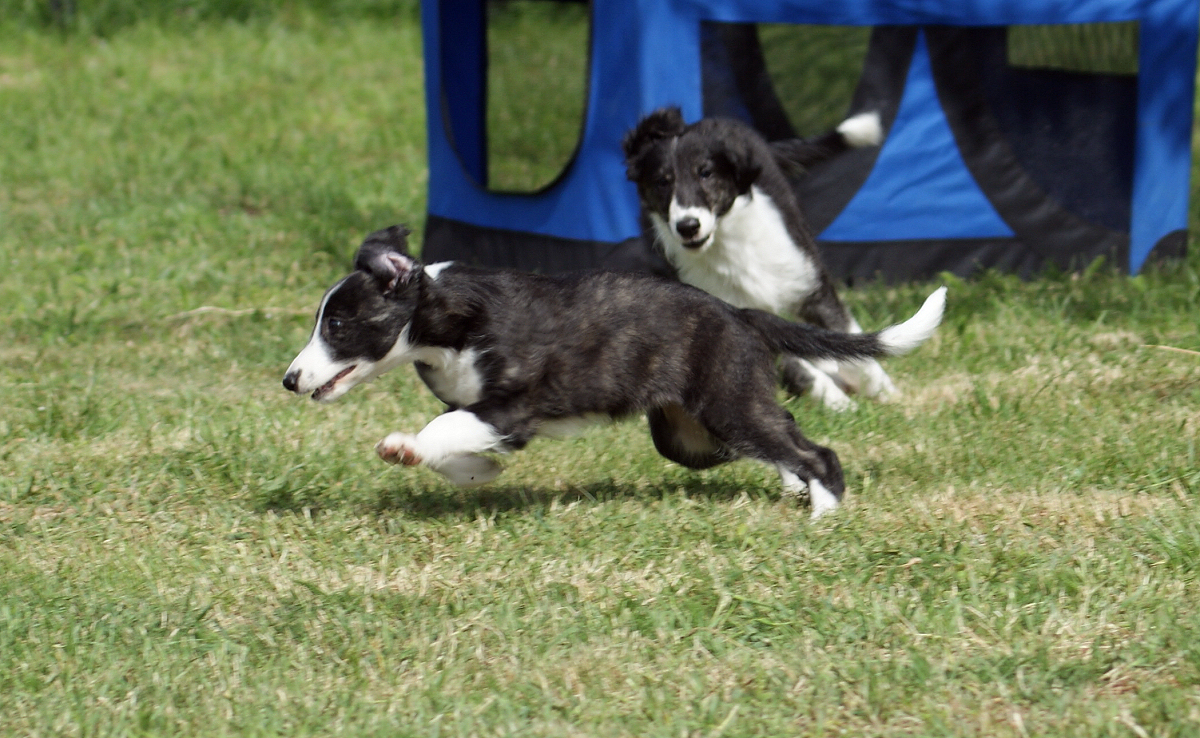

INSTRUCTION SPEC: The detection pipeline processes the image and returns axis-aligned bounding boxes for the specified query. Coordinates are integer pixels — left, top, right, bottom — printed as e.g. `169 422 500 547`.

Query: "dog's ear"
716 139 762 194
622 107 686 179
359 224 411 256
354 225 419 294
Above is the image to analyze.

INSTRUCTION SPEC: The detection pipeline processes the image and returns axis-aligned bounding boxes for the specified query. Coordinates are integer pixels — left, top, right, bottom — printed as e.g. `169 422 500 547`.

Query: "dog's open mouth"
681 235 710 250
312 366 356 400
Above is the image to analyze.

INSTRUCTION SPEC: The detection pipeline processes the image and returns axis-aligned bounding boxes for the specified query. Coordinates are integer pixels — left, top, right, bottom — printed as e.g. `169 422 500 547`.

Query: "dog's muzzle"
675 216 701 241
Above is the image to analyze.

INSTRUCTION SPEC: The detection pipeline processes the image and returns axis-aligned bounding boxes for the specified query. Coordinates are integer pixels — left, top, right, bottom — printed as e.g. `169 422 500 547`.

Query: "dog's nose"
675 217 701 240
282 370 300 393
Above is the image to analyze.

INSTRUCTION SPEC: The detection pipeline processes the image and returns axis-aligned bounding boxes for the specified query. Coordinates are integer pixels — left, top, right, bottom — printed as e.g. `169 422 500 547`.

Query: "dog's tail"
770 111 883 172
744 287 946 360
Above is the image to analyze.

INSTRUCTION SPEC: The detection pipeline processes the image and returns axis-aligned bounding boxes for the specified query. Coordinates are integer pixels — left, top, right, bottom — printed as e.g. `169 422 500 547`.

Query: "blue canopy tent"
420 0 1198 281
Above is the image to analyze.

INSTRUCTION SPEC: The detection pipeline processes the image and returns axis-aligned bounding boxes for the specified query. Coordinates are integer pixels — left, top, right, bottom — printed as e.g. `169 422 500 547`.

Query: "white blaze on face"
668 196 717 247
283 278 354 401
285 335 362 403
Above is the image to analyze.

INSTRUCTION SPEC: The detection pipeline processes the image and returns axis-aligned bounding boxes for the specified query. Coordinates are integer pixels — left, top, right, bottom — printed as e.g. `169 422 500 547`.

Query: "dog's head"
283 225 422 402
623 108 762 252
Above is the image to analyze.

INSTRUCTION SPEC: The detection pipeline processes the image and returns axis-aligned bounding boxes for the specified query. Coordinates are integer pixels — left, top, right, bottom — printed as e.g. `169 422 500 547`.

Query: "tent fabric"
420 0 1197 280
819 31 1016 243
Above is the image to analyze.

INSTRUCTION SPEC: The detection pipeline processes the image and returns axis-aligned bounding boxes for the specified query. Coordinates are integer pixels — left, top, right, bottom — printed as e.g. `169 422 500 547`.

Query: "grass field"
3 6 1200 737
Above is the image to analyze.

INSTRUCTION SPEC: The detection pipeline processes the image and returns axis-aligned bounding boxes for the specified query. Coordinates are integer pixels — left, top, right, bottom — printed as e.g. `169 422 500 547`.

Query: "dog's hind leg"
800 298 898 401
780 356 856 411
832 315 898 400
647 405 734 469
838 357 898 400
702 403 846 518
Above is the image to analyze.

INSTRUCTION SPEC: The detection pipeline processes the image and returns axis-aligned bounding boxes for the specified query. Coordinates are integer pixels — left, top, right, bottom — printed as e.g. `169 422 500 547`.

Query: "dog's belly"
538 413 608 439
671 190 819 314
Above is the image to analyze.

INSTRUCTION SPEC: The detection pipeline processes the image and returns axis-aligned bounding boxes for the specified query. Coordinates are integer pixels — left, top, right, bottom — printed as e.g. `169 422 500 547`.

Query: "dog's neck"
404 269 481 353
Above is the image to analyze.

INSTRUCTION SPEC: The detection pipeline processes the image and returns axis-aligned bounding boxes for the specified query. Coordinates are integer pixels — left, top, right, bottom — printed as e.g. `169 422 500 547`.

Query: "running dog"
623 107 889 410
282 226 945 518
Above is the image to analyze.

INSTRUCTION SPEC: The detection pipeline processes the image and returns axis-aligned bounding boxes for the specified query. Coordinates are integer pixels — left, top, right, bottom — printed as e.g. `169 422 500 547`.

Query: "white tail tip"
878 286 947 355
837 111 883 148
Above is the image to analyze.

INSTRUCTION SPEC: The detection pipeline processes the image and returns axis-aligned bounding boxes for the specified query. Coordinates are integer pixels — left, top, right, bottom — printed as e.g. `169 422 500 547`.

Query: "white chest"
414 347 484 407
666 188 820 314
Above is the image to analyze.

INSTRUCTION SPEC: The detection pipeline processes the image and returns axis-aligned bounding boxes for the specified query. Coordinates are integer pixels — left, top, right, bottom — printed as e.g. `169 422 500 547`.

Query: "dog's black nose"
675 217 700 239
282 370 299 393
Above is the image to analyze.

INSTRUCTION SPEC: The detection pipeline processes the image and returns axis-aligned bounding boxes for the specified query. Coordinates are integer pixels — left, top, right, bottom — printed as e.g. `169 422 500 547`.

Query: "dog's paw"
433 454 503 487
851 361 899 401
808 367 857 411
376 432 422 466
820 387 858 412
808 480 841 520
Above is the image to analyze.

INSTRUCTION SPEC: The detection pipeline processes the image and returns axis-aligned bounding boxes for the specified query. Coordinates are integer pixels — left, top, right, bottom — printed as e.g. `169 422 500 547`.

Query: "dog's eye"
697 164 713 179
326 318 344 332
655 175 672 189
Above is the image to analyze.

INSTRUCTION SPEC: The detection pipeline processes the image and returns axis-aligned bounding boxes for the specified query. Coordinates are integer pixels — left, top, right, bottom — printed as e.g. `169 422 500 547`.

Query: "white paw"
808 480 840 520
433 454 503 487
857 361 898 400
376 432 421 466
812 374 857 412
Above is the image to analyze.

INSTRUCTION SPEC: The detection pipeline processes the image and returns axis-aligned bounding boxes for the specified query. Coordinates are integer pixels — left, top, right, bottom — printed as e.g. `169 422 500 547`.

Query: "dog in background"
623 107 890 411
282 226 946 518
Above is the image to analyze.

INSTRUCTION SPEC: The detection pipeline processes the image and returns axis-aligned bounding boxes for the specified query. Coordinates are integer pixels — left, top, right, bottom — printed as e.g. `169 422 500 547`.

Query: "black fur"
286 226 940 512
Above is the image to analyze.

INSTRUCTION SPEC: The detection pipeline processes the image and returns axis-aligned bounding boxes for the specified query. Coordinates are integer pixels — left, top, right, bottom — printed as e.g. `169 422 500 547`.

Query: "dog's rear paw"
433 454 503 487
376 432 421 466
818 385 857 412
808 480 841 520
846 360 898 401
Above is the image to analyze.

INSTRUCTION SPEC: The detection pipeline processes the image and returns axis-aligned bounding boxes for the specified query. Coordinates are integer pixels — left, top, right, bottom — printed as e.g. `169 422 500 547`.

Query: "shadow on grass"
368 475 778 521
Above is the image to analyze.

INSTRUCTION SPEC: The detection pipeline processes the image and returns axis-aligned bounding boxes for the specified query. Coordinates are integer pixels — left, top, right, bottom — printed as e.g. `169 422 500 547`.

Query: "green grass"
4 8 1200 737
486 1 589 192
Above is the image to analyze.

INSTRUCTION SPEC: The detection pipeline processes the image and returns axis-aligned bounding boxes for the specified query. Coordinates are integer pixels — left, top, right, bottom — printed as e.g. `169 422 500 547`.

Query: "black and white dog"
282 226 945 518
623 107 888 411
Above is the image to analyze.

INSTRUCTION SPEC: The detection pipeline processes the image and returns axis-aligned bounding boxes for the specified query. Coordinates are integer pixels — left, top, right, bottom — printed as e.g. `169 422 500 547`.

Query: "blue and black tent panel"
420 0 1198 281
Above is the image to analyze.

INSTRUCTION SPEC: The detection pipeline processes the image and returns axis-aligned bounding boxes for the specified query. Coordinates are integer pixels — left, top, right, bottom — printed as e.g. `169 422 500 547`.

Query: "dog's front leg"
376 410 505 487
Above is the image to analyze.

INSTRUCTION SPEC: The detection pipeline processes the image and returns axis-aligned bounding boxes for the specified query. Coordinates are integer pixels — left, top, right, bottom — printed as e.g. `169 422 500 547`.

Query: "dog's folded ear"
358 225 412 256
354 225 419 294
622 107 686 178
715 139 763 194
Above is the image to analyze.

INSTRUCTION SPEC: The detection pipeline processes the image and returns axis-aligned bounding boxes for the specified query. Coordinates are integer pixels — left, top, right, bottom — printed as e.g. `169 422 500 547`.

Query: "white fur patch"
434 454 503 487
285 332 351 398
423 261 454 280
807 479 840 520
379 410 505 470
667 198 717 246
659 187 820 314
777 467 839 519
797 358 856 412
877 287 947 355
286 276 363 401
836 111 884 148
414 347 485 407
